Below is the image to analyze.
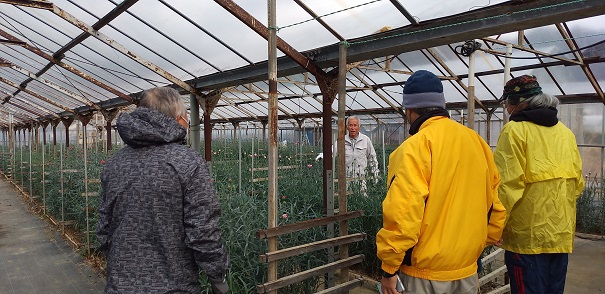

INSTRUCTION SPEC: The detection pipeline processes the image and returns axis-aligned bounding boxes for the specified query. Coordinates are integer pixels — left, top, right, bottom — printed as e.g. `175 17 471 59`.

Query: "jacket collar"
510 107 558 127
409 108 450 135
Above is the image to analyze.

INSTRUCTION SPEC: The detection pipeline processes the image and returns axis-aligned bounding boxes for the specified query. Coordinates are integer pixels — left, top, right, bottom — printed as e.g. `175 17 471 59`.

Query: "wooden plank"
314 278 364 294
81 192 99 197
256 255 364 293
333 176 372 183
251 176 284 183
84 179 101 183
479 265 507 286
333 190 353 196
486 284 510 294
256 210 364 239
61 169 80 173
60 220 76 226
481 248 504 265
259 233 366 263
249 165 299 172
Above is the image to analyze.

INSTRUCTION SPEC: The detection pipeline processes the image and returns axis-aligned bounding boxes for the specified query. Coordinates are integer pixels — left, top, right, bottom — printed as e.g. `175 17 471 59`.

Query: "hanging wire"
279 0 384 31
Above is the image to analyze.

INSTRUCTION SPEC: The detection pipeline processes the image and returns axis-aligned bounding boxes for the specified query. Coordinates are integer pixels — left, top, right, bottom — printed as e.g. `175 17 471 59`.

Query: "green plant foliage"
577 174 605 235
3 138 603 294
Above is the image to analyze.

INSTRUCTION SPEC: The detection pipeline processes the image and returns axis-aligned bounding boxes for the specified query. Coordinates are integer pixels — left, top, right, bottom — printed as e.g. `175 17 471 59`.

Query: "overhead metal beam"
556 23 605 103
3 0 199 97
40 2 201 96
293 0 344 41
7 63 100 109
0 39 26 46
0 28 135 104
1 0 138 106
481 37 582 65
53 0 139 59
9 99 51 118
389 0 419 25
192 0 605 90
0 0 53 9
0 77 75 113
0 103 34 121
66 55 605 116
202 93 603 125
213 0 328 79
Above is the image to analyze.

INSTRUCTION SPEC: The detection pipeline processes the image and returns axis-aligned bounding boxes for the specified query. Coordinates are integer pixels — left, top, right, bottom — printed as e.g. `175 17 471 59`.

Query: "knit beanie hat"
402 70 446 109
501 75 542 105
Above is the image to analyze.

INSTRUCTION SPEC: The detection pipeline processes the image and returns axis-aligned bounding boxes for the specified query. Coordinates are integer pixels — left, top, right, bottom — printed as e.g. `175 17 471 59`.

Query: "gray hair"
526 92 559 109
346 116 360 126
138 87 186 119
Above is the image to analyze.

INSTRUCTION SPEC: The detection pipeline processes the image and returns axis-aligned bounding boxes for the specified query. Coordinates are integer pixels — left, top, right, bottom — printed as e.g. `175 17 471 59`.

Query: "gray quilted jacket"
96 107 228 293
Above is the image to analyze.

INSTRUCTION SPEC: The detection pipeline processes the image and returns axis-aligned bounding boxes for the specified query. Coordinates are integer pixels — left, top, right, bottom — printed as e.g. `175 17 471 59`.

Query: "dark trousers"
504 251 568 294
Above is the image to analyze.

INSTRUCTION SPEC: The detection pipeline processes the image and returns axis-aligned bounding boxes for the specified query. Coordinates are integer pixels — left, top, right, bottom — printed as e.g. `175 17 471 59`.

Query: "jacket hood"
117 107 186 148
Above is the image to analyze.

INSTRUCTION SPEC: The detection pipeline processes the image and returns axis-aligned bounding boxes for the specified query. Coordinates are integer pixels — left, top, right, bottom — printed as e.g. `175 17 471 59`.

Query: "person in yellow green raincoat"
376 70 506 294
495 75 584 294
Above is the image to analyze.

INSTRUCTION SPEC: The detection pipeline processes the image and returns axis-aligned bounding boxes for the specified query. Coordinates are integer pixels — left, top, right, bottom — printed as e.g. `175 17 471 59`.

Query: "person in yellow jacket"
494 75 584 294
376 70 506 294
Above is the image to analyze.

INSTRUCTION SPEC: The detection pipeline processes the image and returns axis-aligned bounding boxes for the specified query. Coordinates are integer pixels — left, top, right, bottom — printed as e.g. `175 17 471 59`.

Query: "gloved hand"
210 278 228 294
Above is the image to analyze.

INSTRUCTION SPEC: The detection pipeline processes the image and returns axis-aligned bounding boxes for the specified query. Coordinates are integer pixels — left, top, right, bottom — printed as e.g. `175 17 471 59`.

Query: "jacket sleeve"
96 169 114 254
485 147 506 245
572 145 585 199
376 144 428 274
184 157 229 282
494 125 526 219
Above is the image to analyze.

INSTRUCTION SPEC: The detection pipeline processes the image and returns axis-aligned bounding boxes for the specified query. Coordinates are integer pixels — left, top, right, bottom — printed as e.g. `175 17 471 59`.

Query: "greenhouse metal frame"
1 0 605 293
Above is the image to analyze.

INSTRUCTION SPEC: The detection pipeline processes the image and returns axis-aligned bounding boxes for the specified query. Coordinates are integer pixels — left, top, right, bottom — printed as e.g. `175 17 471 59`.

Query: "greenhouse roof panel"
0 0 603 126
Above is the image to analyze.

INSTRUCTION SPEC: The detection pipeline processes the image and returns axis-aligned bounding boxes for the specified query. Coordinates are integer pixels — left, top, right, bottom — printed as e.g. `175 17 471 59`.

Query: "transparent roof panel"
2 45 50 73
45 65 118 101
289 1 409 41
401 0 508 21
58 0 118 25
0 0 604 126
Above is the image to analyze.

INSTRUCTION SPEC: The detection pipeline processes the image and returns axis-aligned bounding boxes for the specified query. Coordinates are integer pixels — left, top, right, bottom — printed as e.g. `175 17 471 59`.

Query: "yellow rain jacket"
376 116 506 281
494 121 584 254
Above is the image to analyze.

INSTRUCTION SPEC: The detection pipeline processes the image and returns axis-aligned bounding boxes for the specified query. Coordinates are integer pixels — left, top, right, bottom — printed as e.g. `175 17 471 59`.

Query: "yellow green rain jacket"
494 121 584 254
376 116 506 281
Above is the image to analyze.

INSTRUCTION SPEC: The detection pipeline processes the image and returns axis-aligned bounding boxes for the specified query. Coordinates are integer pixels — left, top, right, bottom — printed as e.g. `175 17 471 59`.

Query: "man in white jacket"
335 116 379 191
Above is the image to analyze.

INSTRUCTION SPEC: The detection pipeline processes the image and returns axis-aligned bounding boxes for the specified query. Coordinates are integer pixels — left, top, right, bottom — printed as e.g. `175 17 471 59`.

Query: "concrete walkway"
0 178 105 294
565 235 605 293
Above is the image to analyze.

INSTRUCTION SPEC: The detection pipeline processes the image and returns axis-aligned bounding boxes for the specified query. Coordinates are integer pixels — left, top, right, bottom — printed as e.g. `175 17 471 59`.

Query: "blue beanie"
402 70 446 109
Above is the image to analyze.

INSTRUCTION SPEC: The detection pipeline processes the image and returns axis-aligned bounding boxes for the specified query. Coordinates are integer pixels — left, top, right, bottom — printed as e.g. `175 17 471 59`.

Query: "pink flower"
307 164 313 168
100 159 106 165
210 178 215 183
281 195 286 200
282 213 288 219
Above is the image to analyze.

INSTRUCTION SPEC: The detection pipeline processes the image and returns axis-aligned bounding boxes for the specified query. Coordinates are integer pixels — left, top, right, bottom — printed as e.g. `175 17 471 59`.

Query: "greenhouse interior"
1 0 605 293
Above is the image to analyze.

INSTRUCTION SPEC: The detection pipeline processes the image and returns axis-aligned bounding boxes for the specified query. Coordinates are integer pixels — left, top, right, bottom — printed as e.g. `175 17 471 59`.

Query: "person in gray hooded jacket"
96 87 229 294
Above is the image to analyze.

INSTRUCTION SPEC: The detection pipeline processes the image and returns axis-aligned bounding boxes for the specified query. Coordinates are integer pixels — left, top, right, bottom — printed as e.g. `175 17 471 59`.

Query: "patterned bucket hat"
500 75 542 105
